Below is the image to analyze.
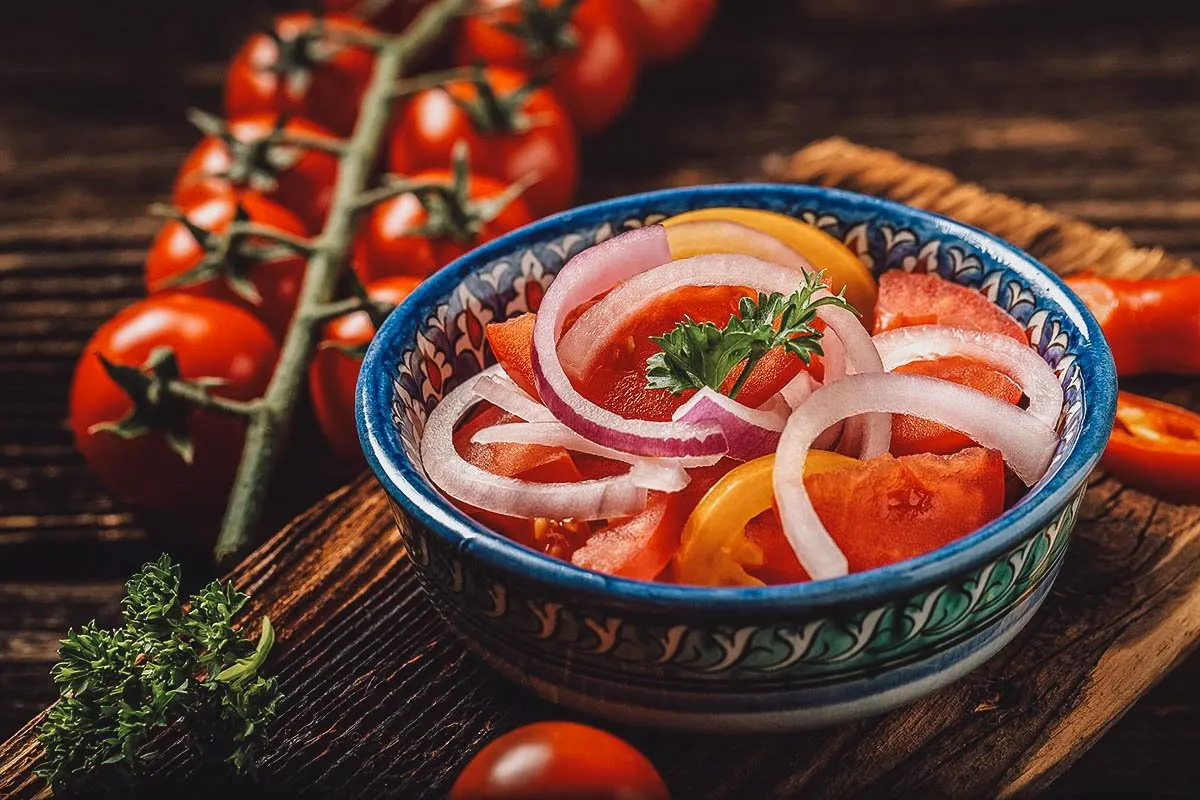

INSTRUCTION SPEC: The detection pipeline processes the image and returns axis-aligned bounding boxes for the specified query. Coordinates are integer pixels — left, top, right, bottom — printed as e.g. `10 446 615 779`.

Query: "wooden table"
3 0 1199 794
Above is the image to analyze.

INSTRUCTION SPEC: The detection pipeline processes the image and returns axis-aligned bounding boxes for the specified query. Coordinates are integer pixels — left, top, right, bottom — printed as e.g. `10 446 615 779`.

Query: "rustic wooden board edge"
4 137 1200 798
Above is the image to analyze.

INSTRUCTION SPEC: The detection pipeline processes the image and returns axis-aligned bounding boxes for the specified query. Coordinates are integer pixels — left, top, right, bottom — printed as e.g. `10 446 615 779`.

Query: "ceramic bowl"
357 184 1116 732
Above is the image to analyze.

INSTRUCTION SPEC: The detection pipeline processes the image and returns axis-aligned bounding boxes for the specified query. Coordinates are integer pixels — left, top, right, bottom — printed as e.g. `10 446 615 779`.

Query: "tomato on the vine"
225 13 377 138
309 275 421 463
450 721 669 800
353 165 535 282
145 188 309 340
630 0 718 64
390 65 579 216
70 295 279 510
323 0 429 32
457 0 642 136
174 113 340 232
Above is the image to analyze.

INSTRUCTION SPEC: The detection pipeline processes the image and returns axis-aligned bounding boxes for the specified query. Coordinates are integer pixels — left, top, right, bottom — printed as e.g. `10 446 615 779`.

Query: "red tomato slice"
485 313 540 399
745 447 1005 583
874 271 1026 343
571 461 726 581
890 356 1023 456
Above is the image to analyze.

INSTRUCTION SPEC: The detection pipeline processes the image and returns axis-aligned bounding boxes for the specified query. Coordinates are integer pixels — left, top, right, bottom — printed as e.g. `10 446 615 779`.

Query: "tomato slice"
889 356 1023 456
874 271 1026 342
746 447 1005 583
453 404 587 550
485 314 540 399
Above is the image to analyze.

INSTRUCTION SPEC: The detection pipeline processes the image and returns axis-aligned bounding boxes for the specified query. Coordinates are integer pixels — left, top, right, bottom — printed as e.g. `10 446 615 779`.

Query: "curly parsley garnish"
37 555 280 791
645 270 857 399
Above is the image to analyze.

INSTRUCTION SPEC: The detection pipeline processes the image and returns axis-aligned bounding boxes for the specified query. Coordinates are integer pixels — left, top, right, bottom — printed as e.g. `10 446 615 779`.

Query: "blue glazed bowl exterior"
357 184 1116 730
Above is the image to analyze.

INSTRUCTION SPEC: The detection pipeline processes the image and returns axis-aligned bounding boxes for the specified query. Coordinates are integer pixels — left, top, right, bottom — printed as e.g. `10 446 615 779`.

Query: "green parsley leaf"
645 270 857 399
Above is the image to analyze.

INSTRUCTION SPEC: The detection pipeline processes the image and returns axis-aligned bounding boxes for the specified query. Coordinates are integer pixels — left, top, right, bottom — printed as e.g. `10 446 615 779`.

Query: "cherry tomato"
308 276 421 463
451 721 669 800
631 0 718 64
890 356 1022 457
873 271 1027 343
174 113 340 232
226 13 376 138
744 447 1005 583
457 0 642 136
353 170 535 282
70 295 279 510
390 66 579 217
324 0 428 32
145 188 309 340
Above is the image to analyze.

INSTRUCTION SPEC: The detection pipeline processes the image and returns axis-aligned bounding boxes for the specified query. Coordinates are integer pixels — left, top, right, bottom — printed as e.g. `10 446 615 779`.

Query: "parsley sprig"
645 270 857 399
37 555 281 791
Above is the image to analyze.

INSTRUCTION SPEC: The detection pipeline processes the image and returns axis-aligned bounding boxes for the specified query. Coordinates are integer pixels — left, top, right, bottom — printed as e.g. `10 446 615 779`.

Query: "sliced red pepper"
1065 273 1200 377
890 356 1023 456
874 271 1026 343
1102 390 1200 504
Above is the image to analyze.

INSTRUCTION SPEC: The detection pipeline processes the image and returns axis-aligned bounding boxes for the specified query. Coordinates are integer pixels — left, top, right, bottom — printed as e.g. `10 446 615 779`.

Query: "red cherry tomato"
631 0 718 64
450 721 669 800
353 170 535 282
457 0 642 135
145 188 309 340
323 0 428 32
391 66 579 217
873 271 1027 343
70 295 278 510
308 276 421 463
225 13 377 138
744 447 1006 583
174 114 340 232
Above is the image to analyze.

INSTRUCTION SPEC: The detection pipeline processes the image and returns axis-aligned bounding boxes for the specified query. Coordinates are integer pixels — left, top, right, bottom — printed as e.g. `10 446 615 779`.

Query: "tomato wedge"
486 313 541 399
890 356 1023 456
1102 391 1200 504
874 271 1026 343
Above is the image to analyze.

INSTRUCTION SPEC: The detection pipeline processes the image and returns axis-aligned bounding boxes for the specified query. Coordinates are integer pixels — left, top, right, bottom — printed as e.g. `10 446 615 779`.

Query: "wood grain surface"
3 0 1200 796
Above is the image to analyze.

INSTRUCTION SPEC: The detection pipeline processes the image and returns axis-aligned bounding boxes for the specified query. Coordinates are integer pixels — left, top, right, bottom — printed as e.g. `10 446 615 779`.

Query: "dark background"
3 0 1199 794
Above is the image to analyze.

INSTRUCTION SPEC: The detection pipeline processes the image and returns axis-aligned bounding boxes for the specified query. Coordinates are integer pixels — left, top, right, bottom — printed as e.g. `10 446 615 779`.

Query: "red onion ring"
531 226 729 458
670 387 788 461
773 372 1059 580
539 249 890 459
872 325 1064 429
420 366 649 521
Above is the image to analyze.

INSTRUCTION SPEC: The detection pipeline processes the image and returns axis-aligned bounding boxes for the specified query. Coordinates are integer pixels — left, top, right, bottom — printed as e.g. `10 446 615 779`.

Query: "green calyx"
450 65 547 135
498 0 585 63
187 109 302 194
262 18 336 98
401 140 534 244
89 347 225 464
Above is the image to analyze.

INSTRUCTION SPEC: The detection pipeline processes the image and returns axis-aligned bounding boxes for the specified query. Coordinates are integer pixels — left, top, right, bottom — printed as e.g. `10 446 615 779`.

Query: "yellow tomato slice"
674 450 859 587
662 207 877 320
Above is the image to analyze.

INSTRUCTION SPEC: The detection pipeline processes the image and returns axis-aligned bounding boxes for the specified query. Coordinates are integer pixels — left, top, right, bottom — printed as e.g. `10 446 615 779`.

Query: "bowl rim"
357 182 1116 614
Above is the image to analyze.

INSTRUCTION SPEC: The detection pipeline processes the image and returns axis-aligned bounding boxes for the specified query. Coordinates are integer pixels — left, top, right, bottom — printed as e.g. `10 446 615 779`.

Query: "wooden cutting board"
3 137 1198 799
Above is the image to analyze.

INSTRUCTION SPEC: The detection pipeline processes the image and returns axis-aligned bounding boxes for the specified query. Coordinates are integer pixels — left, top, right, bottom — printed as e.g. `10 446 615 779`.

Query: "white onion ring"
471 373 556 423
670 387 787 461
531 226 728 458
471 421 712 493
420 366 648 521
773 372 1059 580
537 248 890 459
872 325 1064 429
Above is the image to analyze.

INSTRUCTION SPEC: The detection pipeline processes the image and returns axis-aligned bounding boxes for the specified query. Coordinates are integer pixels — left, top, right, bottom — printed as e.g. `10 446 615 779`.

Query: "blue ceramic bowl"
357 184 1116 731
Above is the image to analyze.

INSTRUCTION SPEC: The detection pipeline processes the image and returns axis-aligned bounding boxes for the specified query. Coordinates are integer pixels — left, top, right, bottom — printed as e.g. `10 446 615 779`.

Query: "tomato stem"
213 0 474 565
392 67 476 98
164 381 262 420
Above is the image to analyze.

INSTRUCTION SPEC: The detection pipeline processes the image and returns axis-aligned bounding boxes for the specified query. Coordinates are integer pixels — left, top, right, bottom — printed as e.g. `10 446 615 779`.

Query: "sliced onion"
421 366 648 521
773 372 1059 580
531 226 728 458
535 247 890 459
670 387 787 461
471 373 556 423
471 421 710 493
872 325 1064 429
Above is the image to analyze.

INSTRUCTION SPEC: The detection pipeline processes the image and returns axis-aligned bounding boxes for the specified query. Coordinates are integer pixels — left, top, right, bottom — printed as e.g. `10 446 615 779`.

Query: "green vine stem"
213 0 472 564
